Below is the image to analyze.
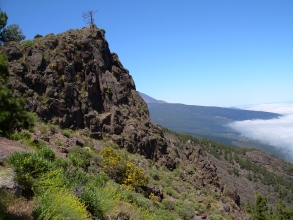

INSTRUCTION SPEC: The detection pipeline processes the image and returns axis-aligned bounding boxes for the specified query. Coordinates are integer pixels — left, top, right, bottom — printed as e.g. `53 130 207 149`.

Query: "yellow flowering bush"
33 187 90 220
122 162 149 191
100 147 148 191
100 147 126 182
149 193 160 206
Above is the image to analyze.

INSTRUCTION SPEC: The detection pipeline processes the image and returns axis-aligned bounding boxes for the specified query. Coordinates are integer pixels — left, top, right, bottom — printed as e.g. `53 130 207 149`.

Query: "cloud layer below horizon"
227 103 293 161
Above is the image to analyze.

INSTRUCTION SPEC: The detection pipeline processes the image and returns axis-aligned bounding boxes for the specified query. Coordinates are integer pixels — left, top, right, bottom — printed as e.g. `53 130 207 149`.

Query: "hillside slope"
146 103 286 159
139 92 166 104
1 26 292 219
162 129 293 208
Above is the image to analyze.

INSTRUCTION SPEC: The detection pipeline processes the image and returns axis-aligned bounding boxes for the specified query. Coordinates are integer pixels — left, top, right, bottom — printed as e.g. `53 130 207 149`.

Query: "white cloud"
238 103 293 115
227 103 293 162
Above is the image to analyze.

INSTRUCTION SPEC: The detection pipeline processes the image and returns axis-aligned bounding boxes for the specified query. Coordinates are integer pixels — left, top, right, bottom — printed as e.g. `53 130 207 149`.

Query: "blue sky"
2 0 293 107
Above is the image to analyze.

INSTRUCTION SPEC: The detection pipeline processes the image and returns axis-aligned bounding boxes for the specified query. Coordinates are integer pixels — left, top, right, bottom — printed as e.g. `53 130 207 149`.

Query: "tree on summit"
1 24 25 43
82 10 98 26
0 10 8 30
0 9 25 44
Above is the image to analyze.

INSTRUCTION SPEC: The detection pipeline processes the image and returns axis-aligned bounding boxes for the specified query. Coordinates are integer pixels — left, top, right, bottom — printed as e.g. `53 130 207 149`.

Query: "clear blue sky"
2 0 293 107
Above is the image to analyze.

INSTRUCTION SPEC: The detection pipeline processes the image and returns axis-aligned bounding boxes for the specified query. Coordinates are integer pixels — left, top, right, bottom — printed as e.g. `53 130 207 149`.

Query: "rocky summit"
0 26 171 163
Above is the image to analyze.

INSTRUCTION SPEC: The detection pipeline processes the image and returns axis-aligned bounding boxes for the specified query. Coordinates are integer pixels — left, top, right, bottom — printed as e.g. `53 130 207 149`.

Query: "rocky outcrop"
223 188 241 206
180 141 220 189
164 134 242 208
0 167 21 196
0 26 170 162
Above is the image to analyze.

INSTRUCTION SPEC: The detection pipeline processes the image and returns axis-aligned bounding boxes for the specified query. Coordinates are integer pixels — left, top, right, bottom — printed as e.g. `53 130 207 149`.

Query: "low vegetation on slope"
0 127 238 219
1 123 293 219
162 127 293 219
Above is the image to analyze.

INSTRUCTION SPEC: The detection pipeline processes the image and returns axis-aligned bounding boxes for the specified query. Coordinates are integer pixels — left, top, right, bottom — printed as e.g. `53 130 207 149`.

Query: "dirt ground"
0 137 26 157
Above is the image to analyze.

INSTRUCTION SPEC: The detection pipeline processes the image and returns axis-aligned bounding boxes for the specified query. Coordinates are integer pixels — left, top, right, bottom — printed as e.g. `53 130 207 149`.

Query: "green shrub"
62 128 73 137
93 172 110 187
194 202 206 213
107 201 154 220
175 200 196 220
154 208 176 220
54 157 69 168
162 199 175 210
122 191 153 212
48 123 59 133
54 139 63 146
0 54 9 79
31 140 56 161
80 183 115 218
211 212 223 220
8 151 52 178
179 192 188 200
100 29 106 37
68 146 93 168
38 123 48 135
0 86 36 136
32 139 47 149
8 151 53 194
0 55 36 136
64 166 91 186
21 40 34 48
164 187 179 198
37 146 56 162
9 131 32 142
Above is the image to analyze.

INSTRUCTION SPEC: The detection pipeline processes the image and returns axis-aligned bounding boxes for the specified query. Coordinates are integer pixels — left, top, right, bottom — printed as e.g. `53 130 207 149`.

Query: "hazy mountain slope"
145 103 286 157
147 103 279 136
139 92 166 103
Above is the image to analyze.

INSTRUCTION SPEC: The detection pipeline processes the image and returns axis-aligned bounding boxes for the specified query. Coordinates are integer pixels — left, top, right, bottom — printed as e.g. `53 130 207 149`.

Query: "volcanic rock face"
1 26 168 161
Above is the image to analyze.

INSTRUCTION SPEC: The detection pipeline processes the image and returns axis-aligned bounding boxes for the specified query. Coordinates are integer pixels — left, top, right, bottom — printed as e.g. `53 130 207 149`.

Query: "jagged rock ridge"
1 26 169 162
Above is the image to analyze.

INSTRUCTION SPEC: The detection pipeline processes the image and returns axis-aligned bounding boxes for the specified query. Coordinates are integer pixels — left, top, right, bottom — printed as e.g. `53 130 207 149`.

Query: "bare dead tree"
82 10 98 25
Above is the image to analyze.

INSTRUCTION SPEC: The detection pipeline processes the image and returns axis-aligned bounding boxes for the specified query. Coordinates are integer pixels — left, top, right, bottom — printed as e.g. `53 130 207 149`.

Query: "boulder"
0 168 21 196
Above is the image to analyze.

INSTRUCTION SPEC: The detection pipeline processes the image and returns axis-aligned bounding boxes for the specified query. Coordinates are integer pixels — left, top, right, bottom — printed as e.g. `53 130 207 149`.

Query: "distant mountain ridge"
139 93 287 159
139 92 166 104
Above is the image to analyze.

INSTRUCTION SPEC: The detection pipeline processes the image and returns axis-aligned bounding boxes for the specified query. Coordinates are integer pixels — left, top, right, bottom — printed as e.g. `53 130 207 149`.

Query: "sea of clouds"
227 103 293 162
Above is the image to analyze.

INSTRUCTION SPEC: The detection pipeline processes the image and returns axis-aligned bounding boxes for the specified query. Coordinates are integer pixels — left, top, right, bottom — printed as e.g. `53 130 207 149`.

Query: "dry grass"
6 199 35 220
0 189 35 220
